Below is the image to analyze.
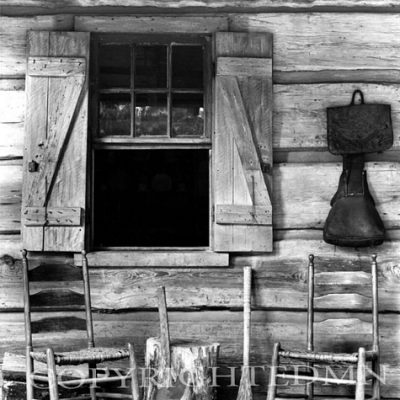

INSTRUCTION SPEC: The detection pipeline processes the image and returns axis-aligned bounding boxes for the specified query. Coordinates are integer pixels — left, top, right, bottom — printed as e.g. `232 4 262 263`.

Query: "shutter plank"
22 32 50 250
22 31 89 252
213 32 273 252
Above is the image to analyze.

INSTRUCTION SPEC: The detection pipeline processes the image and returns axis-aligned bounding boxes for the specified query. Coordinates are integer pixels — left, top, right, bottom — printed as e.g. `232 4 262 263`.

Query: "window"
90 34 212 249
21 29 273 263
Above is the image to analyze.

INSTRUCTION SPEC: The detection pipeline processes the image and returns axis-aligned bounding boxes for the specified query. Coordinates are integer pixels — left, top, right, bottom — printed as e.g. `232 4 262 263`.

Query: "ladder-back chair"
267 254 380 400
22 250 140 400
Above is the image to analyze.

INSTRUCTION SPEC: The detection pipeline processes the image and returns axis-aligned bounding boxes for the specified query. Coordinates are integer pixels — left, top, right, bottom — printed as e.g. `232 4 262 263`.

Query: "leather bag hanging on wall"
323 90 393 247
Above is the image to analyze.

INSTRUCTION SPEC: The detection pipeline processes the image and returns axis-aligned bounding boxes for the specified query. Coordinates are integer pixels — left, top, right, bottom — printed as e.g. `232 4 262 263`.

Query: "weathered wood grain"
0 311 398 397
230 13 400 73
0 122 24 160
0 15 73 78
2 82 399 161
274 83 400 150
0 90 25 123
75 15 228 33
74 251 229 267
1 239 399 311
1 0 400 10
2 161 399 234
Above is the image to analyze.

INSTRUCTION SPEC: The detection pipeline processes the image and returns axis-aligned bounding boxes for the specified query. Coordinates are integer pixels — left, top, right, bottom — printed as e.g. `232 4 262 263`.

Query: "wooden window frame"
86 33 226 266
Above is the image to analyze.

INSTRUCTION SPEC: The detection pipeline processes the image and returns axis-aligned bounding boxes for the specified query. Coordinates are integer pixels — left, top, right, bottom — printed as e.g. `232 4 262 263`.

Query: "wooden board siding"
0 10 400 399
230 14 400 74
0 311 399 398
2 1 400 12
3 161 399 235
0 15 74 78
0 240 399 312
2 83 399 162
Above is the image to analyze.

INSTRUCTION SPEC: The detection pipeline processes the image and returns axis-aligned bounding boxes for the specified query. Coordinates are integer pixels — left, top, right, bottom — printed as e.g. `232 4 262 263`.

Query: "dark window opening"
93 149 209 247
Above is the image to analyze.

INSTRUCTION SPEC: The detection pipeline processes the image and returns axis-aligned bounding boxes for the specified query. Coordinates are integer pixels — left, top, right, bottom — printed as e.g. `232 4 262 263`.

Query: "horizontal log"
3 83 400 160
75 16 228 33
0 15 74 77
0 90 25 123
230 13 400 73
1 13 400 79
74 251 229 267
0 122 23 160
0 311 398 398
273 162 400 230
2 82 399 161
274 83 400 150
2 1 400 12
2 161 399 233
1 239 399 311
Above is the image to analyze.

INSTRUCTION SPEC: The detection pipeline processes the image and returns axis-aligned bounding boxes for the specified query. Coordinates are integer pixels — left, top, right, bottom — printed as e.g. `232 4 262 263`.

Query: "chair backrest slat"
308 253 379 354
22 250 93 351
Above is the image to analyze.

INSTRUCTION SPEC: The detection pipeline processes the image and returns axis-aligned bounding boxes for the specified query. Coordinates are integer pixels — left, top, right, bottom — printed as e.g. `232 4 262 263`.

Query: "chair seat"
278 349 358 364
31 347 130 365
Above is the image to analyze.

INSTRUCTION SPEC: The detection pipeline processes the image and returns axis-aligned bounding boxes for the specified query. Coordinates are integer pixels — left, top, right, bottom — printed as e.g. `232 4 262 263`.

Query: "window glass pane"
99 93 131 136
135 93 168 136
172 93 204 137
93 149 209 247
135 46 167 88
99 45 130 89
172 46 203 89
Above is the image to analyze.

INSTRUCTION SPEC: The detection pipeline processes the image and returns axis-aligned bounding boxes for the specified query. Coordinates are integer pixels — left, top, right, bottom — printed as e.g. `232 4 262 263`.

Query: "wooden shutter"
22 31 90 252
213 32 273 252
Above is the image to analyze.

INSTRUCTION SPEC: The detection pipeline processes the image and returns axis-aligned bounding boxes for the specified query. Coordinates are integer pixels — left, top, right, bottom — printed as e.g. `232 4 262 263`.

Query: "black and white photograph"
0 1 399 399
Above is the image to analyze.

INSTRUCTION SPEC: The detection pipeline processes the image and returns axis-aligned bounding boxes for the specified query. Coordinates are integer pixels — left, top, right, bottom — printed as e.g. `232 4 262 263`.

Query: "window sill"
74 250 229 268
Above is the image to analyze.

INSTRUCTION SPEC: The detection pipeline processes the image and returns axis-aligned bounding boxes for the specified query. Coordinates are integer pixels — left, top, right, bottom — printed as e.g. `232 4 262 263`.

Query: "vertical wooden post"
128 343 140 400
371 254 380 400
306 254 314 400
157 286 171 387
82 251 95 349
22 250 34 400
355 347 366 400
267 342 280 400
46 348 59 400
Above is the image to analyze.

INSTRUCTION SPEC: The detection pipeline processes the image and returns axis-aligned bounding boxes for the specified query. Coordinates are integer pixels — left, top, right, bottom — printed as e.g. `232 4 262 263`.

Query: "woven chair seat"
31 347 130 365
279 349 358 364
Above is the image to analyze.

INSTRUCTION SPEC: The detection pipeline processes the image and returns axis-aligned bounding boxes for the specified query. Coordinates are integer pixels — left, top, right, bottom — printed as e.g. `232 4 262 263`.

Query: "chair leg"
26 347 34 400
372 357 381 400
89 362 97 400
267 342 280 400
128 343 140 400
46 348 59 400
355 347 366 400
306 362 314 400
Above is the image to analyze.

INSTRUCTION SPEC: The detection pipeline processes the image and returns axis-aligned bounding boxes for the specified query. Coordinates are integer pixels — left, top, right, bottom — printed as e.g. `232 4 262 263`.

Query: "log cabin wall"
0 2 399 399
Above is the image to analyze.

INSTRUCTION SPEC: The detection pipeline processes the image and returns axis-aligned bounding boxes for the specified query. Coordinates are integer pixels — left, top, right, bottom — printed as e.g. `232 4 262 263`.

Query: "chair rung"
276 373 356 385
277 366 313 376
96 393 133 399
279 350 358 363
59 375 131 386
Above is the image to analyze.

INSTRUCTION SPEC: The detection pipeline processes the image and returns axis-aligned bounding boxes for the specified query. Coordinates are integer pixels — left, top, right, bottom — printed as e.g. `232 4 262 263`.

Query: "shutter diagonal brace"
219 75 271 208
43 74 87 209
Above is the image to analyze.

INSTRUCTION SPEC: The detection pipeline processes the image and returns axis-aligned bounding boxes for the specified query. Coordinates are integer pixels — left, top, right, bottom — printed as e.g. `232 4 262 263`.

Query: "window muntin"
92 34 210 140
90 34 212 250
